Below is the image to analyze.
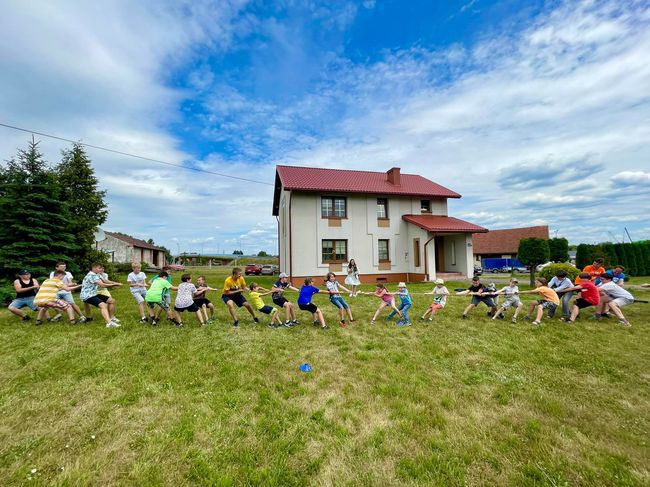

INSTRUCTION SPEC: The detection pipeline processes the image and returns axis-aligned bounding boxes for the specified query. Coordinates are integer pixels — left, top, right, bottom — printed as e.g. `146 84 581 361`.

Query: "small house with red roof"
472 225 549 266
272 166 488 283
97 231 167 268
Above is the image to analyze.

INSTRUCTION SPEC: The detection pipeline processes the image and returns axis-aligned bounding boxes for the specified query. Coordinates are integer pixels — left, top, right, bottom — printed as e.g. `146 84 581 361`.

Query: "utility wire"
0 122 274 186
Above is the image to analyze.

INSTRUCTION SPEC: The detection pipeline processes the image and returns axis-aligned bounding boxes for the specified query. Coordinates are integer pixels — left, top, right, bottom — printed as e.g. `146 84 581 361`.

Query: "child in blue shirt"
298 277 329 329
387 282 412 325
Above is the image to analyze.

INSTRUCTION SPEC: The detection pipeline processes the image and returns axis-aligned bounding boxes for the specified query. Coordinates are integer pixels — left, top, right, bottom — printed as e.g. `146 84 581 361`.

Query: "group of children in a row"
8 258 635 329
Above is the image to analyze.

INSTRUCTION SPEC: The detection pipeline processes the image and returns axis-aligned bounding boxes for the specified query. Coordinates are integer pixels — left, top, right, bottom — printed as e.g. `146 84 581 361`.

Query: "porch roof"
402 215 488 234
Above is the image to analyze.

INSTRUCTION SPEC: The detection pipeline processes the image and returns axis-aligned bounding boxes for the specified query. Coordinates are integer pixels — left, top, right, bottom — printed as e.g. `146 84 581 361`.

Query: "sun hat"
397 282 406 287
435 278 444 284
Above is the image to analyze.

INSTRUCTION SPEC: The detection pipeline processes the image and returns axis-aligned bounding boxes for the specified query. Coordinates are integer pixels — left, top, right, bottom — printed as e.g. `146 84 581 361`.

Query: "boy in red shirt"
557 272 600 323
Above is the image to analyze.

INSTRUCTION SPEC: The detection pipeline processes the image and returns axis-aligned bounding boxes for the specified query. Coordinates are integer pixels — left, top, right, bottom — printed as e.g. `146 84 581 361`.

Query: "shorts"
299 303 317 313
471 296 496 307
272 297 289 307
222 293 246 307
330 296 349 310
500 297 521 310
147 300 169 310
9 296 38 311
163 294 171 306
83 295 110 307
174 302 200 313
428 303 444 311
612 297 634 307
258 305 277 315
575 298 596 309
130 289 147 304
57 291 76 304
194 297 211 307
536 300 558 313
36 299 70 310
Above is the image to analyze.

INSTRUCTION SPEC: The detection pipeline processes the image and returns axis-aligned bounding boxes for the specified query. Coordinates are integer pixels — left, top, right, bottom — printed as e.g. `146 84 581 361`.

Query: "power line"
0 122 274 186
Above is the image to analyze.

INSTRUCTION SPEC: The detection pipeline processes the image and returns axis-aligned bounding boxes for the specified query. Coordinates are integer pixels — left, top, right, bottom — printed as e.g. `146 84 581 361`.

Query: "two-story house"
272 165 488 283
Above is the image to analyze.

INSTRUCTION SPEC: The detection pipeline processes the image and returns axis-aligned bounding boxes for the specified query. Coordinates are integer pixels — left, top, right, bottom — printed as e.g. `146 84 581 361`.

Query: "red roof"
273 165 460 215
402 215 488 233
472 226 549 254
106 231 165 251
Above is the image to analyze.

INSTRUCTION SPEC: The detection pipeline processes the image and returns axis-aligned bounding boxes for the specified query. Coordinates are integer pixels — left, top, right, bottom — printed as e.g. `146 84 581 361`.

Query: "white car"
536 262 554 272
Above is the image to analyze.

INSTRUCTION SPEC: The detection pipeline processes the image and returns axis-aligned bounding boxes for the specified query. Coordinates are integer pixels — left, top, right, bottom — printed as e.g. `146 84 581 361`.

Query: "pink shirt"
376 289 394 303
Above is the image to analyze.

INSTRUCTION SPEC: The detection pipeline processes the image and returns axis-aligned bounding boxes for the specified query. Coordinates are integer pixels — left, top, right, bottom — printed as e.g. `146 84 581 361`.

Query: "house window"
322 239 348 263
421 200 431 213
413 238 421 267
451 241 456 265
321 196 347 218
376 198 388 219
378 239 390 262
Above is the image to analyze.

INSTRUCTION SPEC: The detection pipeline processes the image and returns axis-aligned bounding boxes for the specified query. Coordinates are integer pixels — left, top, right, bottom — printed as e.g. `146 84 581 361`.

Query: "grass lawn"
1 267 649 486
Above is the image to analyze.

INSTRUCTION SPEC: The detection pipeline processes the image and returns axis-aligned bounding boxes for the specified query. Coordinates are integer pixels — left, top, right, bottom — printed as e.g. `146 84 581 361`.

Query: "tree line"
576 241 650 276
0 138 108 278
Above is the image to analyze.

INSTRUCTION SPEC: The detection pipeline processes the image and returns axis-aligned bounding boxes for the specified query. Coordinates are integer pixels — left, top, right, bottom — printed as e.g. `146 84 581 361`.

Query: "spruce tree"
0 138 78 278
57 143 108 268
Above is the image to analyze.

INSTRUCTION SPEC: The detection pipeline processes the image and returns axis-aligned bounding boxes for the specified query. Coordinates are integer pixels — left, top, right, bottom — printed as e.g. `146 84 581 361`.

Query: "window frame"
376 198 389 220
420 199 431 213
378 239 390 263
321 196 347 219
322 239 348 263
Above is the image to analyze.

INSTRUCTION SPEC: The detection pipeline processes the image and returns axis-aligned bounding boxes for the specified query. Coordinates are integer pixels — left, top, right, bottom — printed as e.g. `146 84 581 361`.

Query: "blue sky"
1 0 649 254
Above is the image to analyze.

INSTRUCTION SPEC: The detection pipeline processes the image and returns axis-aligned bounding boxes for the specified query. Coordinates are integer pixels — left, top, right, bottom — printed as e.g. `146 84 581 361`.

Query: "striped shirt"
35 278 64 305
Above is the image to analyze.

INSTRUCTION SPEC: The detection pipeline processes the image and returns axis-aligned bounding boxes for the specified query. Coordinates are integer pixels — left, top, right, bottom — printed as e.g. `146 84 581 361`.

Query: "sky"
1 0 649 255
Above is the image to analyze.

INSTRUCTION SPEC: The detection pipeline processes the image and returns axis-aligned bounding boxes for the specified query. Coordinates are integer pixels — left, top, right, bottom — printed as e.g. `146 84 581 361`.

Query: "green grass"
1 268 649 486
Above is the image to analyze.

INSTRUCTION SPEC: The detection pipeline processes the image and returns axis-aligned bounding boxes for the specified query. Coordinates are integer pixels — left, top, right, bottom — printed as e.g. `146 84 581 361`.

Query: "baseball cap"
397 282 406 287
18 269 30 275
435 278 444 284
279 272 288 278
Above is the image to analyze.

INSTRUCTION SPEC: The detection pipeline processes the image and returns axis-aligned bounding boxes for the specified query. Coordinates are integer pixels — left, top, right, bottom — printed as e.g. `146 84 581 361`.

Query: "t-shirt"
610 271 626 285
468 284 484 293
223 276 246 295
577 265 607 284
151 274 172 296
326 280 341 297
599 281 633 301
249 291 265 310
500 285 520 296
146 278 172 303
298 285 319 305
50 271 73 292
536 286 560 305
377 289 393 303
96 273 111 297
35 278 64 305
548 276 573 293
433 286 449 306
80 272 102 301
397 288 412 305
175 282 197 308
127 272 147 293
578 280 600 305
272 280 290 300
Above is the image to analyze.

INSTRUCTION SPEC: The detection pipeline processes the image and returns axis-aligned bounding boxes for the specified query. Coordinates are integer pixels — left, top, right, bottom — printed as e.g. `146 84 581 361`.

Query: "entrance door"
434 236 445 273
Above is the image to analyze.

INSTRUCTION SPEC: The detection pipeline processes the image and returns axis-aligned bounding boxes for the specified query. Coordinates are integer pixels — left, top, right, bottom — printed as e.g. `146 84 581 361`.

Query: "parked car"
261 264 279 275
514 266 528 273
245 264 262 275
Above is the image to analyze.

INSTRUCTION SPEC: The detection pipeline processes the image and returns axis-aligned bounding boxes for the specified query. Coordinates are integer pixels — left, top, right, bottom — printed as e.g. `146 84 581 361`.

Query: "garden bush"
538 263 580 283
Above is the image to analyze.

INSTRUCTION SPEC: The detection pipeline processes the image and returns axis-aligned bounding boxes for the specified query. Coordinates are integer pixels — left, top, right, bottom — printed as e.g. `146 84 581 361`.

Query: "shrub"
538 263 580 283
0 279 13 307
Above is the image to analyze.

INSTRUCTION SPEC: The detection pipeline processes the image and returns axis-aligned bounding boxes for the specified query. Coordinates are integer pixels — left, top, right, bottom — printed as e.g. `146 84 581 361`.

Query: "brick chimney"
386 167 401 185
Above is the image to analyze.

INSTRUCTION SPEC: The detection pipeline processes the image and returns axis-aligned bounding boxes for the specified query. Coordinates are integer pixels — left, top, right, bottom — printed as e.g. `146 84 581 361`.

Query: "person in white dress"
344 259 360 296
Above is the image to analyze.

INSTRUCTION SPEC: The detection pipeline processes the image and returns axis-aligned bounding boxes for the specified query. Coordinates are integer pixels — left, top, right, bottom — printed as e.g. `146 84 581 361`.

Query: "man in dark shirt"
458 277 497 318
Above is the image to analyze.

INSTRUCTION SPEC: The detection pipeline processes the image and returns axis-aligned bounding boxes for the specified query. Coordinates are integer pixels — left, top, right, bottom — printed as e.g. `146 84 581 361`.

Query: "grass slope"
1 268 649 486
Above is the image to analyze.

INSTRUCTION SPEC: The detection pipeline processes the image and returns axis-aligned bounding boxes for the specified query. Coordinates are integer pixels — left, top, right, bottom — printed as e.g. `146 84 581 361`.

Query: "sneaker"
461 314 467 319
111 317 122 324
428 317 433 321
396 320 405 325
419 317 425 321
233 320 239 328
268 322 277 329
106 321 120 328
531 320 541 326
253 317 260 324
50 314 63 322
79 316 88 323
139 317 148 324
602 312 612 319
207 318 214 324
284 320 293 328
371 320 376 325
175 322 184 328
511 318 517 323
522 316 531 321
69 320 77 325
618 319 631 327
22 315 31 321
151 319 158 326
35 320 43 326
293 319 300 325
340 320 347 328
321 324 330 329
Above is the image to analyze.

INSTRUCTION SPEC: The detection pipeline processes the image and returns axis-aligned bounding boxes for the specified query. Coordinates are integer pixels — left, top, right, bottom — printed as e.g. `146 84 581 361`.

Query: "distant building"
272 165 488 282
97 232 166 268
472 225 549 265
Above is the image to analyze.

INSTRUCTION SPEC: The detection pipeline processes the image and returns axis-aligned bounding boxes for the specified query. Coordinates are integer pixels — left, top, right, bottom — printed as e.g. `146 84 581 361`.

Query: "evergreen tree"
57 143 108 268
0 138 78 278
548 237 569 262
575 244 594 269
600 242 617 268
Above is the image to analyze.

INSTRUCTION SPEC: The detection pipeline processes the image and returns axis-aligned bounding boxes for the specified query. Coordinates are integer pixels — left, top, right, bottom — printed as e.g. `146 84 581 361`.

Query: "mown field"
1 267 649 486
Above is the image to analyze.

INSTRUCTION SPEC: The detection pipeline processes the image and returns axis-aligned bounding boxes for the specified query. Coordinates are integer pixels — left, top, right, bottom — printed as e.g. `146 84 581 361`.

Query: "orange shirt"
536 286 560 305
576 265 606 283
